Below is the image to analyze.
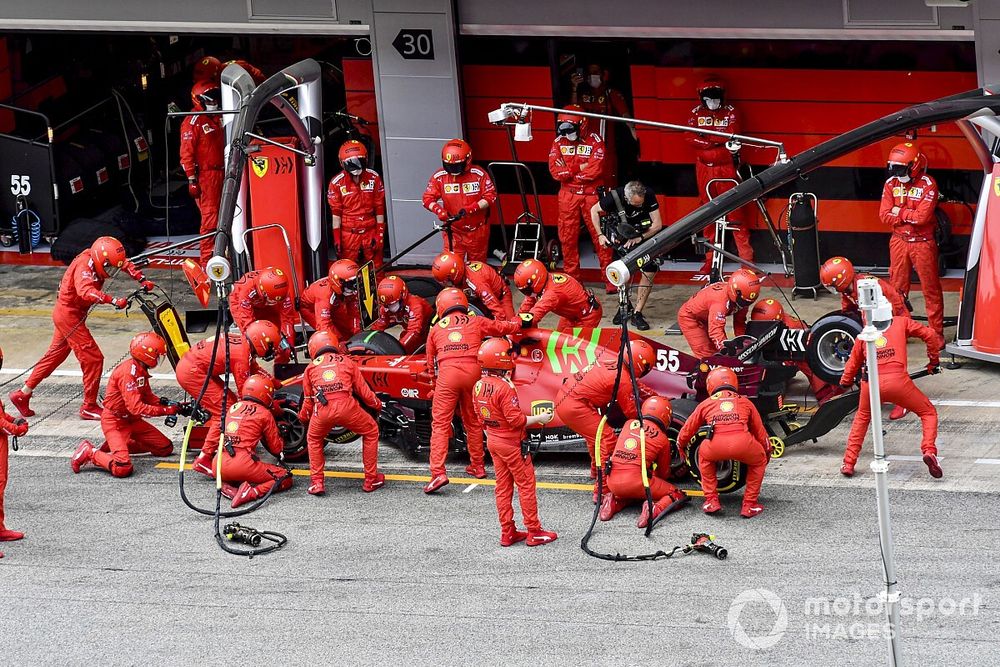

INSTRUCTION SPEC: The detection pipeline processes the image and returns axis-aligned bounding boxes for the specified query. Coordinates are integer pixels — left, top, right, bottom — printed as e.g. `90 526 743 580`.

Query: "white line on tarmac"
974 458 1000 465
0 368 176 380
931 399 1000 408
463 484 478 493
890 455 939 462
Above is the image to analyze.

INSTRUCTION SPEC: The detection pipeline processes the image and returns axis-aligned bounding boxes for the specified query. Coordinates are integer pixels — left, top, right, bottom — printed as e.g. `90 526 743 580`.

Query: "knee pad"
111 462 134 478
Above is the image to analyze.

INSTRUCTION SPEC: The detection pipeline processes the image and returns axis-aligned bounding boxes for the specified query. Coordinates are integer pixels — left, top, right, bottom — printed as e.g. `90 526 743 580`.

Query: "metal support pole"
499 102 787 157
857 279 903 666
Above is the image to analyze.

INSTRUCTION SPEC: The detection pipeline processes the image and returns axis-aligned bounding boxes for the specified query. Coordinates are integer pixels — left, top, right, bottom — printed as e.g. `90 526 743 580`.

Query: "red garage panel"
462 65 552 98
633 66 978 104
343 58 379 151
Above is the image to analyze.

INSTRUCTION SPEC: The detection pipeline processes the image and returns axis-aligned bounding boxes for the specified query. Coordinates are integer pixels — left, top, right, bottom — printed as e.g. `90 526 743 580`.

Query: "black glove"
719 339 740 356
191 406 211 424
177 401 195 417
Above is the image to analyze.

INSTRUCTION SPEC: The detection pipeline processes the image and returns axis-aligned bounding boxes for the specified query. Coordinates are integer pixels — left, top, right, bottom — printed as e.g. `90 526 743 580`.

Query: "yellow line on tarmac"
156 462 704 496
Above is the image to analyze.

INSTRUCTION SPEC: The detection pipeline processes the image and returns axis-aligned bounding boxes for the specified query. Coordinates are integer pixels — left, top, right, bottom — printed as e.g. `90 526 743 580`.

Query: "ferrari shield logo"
252 157 268 178
530 399 554 416
994 176 1000 197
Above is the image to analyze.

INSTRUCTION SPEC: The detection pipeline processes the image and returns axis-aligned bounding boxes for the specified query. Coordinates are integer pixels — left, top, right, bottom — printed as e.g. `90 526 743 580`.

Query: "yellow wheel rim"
769 435 785 459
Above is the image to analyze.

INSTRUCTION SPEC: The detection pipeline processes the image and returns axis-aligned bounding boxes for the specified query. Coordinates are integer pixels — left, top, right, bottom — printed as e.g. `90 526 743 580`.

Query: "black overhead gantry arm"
606 87 1000 287
207 59 322 283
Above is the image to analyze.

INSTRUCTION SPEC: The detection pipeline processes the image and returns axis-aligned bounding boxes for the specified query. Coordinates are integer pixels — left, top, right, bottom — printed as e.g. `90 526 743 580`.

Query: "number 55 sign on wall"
0 137 58 236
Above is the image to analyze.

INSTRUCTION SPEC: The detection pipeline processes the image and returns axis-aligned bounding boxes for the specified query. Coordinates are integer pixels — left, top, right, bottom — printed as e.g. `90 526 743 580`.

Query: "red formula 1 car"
272 313 862 493
132 275 862 495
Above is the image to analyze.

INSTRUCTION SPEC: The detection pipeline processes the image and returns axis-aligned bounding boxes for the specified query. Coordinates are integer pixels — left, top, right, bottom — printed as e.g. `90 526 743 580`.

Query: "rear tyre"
347 330 406 356
672 398 747 494
806 313 863 384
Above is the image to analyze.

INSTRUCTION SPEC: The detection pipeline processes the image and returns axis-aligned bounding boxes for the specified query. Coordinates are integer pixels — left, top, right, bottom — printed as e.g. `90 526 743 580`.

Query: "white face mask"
205 103 219 111
897 175 911 184
588 75 602 88
705 98 721 111
565 131 578 141
387 301 402 313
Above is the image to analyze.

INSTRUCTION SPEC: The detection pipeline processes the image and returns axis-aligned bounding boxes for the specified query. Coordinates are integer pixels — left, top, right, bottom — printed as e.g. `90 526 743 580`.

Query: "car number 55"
656 349 680 372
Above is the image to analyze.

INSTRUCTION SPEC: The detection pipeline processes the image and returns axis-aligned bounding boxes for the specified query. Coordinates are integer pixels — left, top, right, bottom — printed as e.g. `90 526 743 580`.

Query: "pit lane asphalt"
1 264 999 664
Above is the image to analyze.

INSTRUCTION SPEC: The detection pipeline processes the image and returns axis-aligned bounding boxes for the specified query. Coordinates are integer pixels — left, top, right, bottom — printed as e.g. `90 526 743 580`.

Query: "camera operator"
589 180 662 330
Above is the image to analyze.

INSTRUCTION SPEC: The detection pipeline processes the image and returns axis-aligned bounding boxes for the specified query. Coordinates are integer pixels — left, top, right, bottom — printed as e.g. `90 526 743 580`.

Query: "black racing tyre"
684 440 747 495
347 330 406 356
672 398 747 494
806 313 863 385
403 276 442 300
274 387 309 461
665 398 698 480
404 274 489 319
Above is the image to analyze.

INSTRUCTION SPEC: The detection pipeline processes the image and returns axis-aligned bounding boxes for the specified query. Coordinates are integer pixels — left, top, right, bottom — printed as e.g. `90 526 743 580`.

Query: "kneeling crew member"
473 338 558 547
183 320 281 477
298 270 336 332
71 332 176 477
839 311 942 478
229 266 296 357
423 288 523 494
10 236 154 421
323 259 364 340
602 395 689 528
1 346 29 550
589 180 663 330
217 374 293 509
677 367 771 518
371 276 432 355
298 331 383 496
431 252 515 320
678 268 759 359
555 340 656 491
514 259 602 330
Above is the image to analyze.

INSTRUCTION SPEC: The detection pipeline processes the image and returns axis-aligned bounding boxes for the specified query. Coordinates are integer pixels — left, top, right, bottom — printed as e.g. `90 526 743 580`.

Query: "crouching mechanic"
71 333 177 478
820 256 907 320
423 288 523 494
601 395 689 528
217 374 293 509
473 338 558 547
371 276 432 354
678 268 759 360
839 309 943 478
298 331 384 496
431 252 515 319
676 367 771 518
229 266 296 359
10 236 155 421
590 180 663 330
555 340 655 493
514 259 602 330
181 320 282 477
1 346 29 551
